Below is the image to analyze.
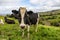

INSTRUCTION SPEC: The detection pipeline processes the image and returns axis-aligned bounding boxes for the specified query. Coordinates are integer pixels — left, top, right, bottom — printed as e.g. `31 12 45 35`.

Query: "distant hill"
38 9 60 27
38 9 60 15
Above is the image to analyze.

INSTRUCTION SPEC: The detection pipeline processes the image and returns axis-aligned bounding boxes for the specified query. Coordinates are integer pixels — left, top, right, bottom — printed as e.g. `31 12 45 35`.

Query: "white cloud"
0 0 22 6
30 0 60 7
29 0 60 12
0 0 25 14
0 6 19 14
30 0 41 4
0 0 60 15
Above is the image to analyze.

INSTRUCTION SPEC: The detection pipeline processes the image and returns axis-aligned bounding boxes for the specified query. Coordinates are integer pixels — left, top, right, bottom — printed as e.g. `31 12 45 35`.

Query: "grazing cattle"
0 19 4 24
11 10 19 19
12 10 18 14
9 10 19 19
4 17 15 24
12 7 39 39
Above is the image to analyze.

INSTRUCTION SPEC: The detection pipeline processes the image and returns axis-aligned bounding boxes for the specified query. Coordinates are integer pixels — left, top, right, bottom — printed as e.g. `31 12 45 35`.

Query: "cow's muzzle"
20 24 26 29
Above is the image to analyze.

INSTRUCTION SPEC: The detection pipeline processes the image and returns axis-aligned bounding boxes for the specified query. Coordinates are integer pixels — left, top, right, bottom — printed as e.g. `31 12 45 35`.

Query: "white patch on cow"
19 7 26 27
35 13 39 32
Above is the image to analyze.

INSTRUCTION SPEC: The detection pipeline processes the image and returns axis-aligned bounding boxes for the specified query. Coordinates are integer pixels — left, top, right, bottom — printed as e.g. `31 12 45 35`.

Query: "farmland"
39 9 60 27
0 9 60 40
0 22 60 40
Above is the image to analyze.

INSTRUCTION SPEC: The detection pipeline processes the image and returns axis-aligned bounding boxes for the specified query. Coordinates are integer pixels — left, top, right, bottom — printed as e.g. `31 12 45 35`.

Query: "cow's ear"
27 11 33 15
12 10 18 14
29 11 33 13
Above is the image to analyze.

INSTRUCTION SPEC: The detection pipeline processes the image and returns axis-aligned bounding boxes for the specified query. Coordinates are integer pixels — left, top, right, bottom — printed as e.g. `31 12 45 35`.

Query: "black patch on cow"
11 9 38 25
27 13 38 25
4 17 15 24
18 11 38 25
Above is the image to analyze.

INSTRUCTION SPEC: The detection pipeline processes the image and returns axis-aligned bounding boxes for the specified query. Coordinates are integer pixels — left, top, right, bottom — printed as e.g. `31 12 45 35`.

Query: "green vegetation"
0 9 60 40
39 10 60 26
0 24 60 40
0 13 60 40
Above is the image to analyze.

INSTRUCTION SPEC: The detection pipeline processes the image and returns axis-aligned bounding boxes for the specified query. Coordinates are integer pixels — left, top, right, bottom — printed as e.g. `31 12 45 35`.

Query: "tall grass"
0 16 60 40
0 24 60 40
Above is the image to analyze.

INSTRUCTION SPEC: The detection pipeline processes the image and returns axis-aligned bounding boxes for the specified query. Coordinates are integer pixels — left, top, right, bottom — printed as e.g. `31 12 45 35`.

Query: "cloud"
0 6 19 15
0 0 60 15
0 0 22 6
29 0 60 12
30 0 60 7
0 0 28 14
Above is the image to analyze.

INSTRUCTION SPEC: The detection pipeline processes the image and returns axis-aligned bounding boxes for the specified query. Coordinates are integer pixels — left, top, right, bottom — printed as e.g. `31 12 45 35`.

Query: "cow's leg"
35 19 39 32
27 25 30 40
35 14 39 32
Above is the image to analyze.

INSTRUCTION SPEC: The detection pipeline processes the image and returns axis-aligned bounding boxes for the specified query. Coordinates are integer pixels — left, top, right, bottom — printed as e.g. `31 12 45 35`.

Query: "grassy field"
39 10 60 26
0 16 60 40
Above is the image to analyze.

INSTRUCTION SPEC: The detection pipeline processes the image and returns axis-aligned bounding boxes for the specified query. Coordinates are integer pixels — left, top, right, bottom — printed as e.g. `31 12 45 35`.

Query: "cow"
4 17 15 24
0 19 4 24
12 7 39 39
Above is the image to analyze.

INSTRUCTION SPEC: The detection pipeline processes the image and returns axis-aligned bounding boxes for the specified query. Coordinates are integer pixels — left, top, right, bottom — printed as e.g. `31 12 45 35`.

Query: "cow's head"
12 10 18 14
19 7 27 29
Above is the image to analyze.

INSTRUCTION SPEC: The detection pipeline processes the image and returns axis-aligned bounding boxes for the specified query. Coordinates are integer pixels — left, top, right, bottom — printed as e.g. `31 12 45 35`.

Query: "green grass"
0 24 60 40
0 16 60 40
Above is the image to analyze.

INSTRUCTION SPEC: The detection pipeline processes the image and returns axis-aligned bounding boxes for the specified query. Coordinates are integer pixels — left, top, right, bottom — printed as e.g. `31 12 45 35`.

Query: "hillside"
0 15 60 40
39 9 60 15
39 9 60 27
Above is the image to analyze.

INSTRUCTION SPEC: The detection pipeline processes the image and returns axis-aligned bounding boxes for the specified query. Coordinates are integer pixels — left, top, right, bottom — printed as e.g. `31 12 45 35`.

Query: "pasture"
0 16 60 40
39 10 60 26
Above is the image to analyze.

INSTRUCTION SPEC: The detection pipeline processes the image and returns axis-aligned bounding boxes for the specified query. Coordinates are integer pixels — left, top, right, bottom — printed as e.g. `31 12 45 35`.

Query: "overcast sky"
0 0 60 15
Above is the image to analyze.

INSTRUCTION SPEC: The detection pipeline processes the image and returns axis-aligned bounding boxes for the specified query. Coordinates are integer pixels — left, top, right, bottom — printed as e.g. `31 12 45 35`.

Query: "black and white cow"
4 17 15 24
12 7 39 38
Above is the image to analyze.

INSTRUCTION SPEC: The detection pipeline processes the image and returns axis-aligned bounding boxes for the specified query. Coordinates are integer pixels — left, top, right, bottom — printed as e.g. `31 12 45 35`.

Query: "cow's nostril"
20 26 25 29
